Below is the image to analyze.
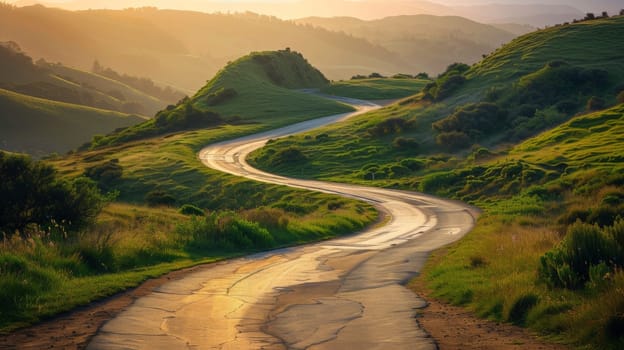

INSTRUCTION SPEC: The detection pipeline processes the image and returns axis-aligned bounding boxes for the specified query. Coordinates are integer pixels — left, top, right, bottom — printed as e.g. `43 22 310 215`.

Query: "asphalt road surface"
88 97 477 350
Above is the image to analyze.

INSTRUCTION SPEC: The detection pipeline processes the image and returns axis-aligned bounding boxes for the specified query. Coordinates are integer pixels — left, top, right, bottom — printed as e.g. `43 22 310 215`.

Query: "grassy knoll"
0 88 144 156
90 49 353 148
249 16 624 349
320 78 430 100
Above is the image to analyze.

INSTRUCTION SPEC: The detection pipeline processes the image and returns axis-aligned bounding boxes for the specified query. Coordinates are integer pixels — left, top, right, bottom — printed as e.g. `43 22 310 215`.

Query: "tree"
585 13 595 20
0 152 106 236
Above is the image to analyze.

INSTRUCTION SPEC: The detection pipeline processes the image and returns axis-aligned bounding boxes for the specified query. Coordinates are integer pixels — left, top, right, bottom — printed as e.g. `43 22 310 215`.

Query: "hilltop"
90 49 352 148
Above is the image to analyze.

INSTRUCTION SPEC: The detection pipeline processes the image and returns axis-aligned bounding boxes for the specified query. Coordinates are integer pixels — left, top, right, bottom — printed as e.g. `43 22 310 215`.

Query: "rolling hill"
295 15 517 74
0 4 525 90
0 41 177 116
0 88 144 156
88 49 352 149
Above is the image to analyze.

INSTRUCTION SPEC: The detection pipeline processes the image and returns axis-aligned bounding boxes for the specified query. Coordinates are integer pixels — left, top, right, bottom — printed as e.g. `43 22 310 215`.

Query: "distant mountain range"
10 0 621 26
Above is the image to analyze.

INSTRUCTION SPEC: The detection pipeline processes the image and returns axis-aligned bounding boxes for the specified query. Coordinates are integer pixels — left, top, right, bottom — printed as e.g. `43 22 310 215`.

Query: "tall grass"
0 199 376 332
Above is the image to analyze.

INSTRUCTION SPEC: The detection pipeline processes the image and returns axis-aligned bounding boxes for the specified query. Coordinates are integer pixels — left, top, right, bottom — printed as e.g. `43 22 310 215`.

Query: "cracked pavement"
87 98 477 349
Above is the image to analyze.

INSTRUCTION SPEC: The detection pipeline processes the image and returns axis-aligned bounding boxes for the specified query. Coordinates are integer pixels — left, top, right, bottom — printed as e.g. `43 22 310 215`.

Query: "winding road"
88 97 478 349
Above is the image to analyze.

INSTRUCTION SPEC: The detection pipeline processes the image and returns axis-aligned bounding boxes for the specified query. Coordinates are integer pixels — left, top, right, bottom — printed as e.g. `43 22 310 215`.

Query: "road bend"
88 97 478 350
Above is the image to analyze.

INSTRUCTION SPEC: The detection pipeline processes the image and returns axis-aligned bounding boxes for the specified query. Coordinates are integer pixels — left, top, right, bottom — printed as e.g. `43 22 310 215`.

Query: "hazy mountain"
7 0 615 26
295 15 517 75
0 5 409 90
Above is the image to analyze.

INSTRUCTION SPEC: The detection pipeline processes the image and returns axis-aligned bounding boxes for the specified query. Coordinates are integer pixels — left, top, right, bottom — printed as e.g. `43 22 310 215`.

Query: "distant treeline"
92 61 185 103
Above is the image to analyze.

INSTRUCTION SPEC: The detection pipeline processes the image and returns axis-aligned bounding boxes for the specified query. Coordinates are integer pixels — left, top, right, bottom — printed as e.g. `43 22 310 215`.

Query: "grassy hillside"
0 88 144 156
0 42 173 116
249 16 624 349
90 50 353 148
295 15 517 74
321 77 430 100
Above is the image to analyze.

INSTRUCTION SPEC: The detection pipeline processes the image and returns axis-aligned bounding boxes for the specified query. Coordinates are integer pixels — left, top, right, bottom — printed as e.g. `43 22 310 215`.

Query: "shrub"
508 293 540 325
392 137 419 150
435 131 472 151
368 118 409 137
179 204 205 216
84 159 123 189
205 87 238 106
0 152 107 236
270 147 307 166
145 190 176 207
539 221 620 289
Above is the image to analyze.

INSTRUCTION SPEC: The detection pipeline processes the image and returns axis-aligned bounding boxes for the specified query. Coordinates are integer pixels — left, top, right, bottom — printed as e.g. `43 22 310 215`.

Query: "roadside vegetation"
0 50 375 332
249 16 624 349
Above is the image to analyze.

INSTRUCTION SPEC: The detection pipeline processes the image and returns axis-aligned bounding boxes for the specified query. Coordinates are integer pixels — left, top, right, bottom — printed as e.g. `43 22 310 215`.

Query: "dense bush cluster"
0 152 107 237
205 87 238 106
422 63 469 101
430 61 614 149
540 220 624 289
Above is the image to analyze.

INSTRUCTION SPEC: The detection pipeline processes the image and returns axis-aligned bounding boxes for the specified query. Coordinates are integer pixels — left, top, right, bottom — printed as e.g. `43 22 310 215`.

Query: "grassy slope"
0 88 144 156
419 104 624 349
0 51 376 332
192 50 353 125
249 17 624 349
321 78 430 100
45 64 168 116
92 50 353 148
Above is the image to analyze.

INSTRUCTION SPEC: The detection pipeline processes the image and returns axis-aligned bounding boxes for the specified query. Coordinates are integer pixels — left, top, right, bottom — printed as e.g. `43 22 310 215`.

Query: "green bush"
0 152 107 236
205 87 238 106
392 137 419 150
84 159 123 189
435 131 472 150
270 147 307 166
508 293 540 326
179 204 205 216
145 190 176 207
539 221 622 289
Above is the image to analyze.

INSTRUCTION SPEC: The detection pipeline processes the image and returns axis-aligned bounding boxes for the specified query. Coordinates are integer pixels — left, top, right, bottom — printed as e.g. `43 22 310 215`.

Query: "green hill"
0 88 144 156
90 49 353 148
249 16 624 349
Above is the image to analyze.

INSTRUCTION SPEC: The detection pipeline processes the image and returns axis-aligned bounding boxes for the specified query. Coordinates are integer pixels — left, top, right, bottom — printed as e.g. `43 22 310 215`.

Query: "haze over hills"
0 4 523 91
8 0 619 26
295 15 516 75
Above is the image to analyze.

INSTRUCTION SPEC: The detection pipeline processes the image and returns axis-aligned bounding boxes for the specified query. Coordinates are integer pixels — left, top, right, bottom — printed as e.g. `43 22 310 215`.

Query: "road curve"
88 97 478 350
